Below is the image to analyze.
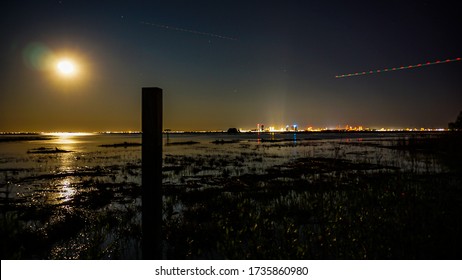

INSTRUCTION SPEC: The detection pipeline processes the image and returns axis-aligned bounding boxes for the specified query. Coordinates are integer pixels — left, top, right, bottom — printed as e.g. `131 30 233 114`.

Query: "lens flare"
22 42 53 71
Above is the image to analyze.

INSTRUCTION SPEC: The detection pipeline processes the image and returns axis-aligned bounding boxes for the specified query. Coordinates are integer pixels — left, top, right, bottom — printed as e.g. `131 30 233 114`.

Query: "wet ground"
1 132 461 259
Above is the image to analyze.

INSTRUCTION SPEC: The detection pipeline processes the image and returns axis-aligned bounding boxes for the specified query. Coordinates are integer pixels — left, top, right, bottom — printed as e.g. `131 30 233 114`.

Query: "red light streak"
335 57 462 78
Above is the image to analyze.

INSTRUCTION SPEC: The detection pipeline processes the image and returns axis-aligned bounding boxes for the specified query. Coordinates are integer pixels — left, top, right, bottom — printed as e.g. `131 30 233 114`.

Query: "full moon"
56 59 76 76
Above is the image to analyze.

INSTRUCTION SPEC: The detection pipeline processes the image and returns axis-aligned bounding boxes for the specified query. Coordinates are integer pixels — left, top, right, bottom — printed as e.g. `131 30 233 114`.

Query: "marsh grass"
1 132 461 259
1 162 141 259
162 162 462 259
161 133 462 259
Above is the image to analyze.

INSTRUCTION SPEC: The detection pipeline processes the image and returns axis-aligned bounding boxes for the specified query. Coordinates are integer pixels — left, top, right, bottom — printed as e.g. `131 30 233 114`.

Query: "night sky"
1 0 461 132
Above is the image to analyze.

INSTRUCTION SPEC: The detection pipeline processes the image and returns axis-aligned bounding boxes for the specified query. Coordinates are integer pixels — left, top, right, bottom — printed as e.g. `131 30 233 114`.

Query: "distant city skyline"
1 1 461 132
0 123 451 134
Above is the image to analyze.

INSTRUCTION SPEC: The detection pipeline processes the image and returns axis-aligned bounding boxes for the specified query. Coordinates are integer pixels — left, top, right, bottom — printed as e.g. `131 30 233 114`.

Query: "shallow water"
0 132 444 207
1 131 453 259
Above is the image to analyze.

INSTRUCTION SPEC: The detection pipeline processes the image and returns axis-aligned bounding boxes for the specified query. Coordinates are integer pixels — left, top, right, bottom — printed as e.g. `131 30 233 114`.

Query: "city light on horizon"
0 125 450 134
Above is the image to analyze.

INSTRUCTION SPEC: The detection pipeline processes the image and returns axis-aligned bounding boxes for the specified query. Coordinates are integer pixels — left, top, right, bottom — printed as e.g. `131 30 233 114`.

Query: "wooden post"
142 87 163 259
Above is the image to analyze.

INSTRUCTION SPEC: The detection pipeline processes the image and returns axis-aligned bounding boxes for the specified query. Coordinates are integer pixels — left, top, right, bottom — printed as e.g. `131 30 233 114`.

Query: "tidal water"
0 131 454 259
0 131 443 207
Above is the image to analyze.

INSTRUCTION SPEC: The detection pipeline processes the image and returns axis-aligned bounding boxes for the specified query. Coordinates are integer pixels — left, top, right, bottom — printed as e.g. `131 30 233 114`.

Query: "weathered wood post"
142 87 163 259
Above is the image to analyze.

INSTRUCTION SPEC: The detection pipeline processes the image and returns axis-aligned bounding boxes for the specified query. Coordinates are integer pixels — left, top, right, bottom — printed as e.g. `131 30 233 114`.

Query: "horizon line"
0 127 450 135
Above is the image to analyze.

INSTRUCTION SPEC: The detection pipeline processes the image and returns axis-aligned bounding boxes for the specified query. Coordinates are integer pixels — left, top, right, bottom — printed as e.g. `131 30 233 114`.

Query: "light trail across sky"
335 57 461 78
140 21 238 41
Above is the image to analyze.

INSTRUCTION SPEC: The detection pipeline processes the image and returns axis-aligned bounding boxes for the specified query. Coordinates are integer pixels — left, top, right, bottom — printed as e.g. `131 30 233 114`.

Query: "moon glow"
56 60 76 76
